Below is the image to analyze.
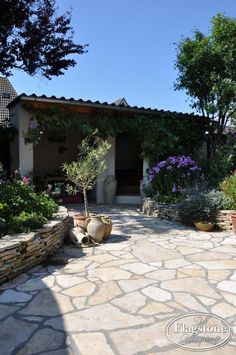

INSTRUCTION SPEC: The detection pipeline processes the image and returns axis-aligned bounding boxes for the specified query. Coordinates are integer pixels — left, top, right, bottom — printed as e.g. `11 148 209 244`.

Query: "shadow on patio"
0 246 86 354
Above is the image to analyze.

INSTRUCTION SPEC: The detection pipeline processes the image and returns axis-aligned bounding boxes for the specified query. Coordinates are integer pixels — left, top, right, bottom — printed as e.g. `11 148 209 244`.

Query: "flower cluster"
144 155 202 199
22 176 31 185
148 156 201 181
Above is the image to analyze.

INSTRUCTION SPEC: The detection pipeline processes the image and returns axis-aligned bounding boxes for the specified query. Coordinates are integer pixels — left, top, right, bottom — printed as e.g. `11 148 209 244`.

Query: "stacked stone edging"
0 206 70 284
215 210 234 231
142 197 234 231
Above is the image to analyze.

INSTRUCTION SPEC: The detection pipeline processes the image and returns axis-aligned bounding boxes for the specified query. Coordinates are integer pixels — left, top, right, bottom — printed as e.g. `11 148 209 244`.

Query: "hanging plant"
22 117 44 144
23 127 44 144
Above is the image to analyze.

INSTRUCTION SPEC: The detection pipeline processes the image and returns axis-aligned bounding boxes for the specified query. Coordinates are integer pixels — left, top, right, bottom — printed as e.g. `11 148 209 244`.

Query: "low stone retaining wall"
142 198 234 231
0 206 70 284
215 210 234 231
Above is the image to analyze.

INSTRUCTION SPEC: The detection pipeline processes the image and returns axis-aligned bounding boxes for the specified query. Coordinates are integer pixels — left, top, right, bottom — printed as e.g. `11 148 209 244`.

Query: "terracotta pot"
194 221 214 232
86 216 106 243
73 214 88 231
231 213 236 233
100 215 112 239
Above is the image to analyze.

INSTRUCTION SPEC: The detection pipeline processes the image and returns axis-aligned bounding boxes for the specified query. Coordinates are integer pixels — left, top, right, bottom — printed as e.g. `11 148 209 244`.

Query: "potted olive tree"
62 132 111 229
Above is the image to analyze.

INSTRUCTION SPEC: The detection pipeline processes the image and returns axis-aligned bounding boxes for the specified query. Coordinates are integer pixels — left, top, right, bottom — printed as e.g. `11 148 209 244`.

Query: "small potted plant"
178 190 228 231
62 131 111 230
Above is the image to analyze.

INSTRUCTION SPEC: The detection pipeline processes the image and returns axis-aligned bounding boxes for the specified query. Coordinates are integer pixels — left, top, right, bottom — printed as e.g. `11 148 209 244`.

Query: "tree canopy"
175 14 236 143
0 0 87 79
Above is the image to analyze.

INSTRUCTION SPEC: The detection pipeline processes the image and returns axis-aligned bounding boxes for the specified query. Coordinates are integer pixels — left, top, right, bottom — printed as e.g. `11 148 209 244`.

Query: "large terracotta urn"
86 216 106 243
73 214 88 231
100 215 112 239
104 175 117 204
231 213 236 233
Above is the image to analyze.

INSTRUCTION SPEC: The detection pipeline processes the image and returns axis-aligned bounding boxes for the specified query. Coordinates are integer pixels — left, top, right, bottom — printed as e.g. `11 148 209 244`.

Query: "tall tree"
0 0 87 79
175 14 236 146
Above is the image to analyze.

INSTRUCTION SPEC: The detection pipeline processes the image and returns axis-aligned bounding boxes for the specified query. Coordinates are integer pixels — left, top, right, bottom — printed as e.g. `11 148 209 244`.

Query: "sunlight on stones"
71 333 114 355
62 282 96 297
141 286 172 302
88 281 122 305
111 291 146 313
120 262 157 274
138 301 173 315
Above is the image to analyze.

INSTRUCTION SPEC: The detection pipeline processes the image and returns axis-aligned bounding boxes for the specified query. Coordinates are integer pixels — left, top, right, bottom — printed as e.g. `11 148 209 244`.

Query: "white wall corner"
143 158 149 178
96 136 116 204
16 104 34 176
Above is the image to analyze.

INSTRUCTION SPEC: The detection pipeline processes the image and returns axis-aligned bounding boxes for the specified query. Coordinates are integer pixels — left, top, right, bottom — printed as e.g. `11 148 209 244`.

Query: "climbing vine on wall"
23 104 208 164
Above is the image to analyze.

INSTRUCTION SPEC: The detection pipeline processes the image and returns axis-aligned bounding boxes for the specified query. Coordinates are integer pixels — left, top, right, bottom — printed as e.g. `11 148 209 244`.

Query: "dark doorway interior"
0 140 11 174
115 132 142 195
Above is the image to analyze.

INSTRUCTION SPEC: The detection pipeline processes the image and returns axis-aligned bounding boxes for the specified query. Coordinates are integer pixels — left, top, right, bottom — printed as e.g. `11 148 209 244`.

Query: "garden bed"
142 197 234 231
0 206 70 284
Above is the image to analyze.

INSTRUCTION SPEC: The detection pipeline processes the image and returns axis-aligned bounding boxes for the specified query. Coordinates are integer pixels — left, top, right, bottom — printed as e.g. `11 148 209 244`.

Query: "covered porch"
8 93 206 205
9 95 148 204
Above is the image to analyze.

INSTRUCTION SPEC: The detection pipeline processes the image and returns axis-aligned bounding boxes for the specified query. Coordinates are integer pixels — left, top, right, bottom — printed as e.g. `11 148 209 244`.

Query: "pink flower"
22 176 30 185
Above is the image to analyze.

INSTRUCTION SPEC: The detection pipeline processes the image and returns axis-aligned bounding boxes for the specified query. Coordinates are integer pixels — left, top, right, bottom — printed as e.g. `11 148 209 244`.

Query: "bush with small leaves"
221 174 236 210
0 177 58 236
178 190 230 225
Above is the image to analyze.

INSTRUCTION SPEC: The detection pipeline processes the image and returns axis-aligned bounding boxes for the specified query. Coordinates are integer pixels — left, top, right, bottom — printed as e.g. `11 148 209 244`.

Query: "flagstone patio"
0 205 236 354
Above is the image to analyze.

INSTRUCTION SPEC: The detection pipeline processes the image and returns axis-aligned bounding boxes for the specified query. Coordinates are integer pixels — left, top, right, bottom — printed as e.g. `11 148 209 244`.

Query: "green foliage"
175 14 236 143
221 174 236 210
0 0 87 79
0 203 7 234
62 132 111 215
0 178 58 235
30 106 207 165
178 190 230 225
10 212 47 233
207 137 236 187
22 127 43 144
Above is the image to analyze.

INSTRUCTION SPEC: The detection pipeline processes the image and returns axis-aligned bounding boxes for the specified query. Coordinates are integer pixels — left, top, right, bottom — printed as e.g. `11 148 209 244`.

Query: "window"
2 92 10 99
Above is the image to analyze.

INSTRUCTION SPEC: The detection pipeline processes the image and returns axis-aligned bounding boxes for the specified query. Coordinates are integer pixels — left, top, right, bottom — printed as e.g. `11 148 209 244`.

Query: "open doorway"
115 132 143 195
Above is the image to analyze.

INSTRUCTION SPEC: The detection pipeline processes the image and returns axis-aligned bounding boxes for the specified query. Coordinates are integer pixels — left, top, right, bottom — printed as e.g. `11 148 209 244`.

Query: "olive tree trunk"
83 188 89 216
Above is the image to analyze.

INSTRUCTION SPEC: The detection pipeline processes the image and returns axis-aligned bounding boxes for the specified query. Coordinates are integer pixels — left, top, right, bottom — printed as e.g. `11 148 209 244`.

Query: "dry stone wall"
0 206 70 284
142 198 233 231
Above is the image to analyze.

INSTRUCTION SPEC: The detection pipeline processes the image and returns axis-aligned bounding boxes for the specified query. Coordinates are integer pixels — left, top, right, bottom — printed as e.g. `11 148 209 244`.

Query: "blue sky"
10 0 236 114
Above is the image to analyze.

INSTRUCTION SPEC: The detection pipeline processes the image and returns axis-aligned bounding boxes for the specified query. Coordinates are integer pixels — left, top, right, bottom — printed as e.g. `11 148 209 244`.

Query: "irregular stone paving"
0 205 236 354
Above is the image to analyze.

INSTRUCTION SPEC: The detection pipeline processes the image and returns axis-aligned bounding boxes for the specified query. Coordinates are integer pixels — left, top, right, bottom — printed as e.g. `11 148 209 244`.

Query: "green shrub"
221 174 236 210
178 190 230 225
207 138 236 187
0 178 58 235
9 212 47 233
